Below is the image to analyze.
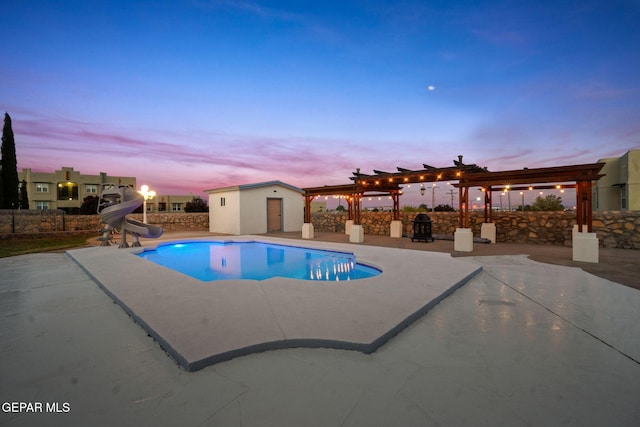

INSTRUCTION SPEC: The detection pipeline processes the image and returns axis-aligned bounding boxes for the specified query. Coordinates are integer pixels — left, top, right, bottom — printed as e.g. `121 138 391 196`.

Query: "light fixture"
138 185 156 224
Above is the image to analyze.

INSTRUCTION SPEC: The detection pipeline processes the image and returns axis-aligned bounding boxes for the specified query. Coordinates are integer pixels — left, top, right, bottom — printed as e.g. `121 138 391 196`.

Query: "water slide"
98 184 163 247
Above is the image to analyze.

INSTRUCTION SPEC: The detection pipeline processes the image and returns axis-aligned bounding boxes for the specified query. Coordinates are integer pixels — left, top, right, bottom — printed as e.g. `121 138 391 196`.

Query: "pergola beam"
487 184 577 192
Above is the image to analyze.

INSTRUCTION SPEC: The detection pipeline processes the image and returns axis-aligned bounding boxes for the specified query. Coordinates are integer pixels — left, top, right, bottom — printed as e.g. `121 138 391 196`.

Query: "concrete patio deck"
65 236 481 371
1 231 639 426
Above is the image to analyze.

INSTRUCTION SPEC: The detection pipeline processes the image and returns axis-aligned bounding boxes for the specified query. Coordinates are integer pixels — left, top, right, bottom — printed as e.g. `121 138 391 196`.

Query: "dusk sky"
2 1 639 207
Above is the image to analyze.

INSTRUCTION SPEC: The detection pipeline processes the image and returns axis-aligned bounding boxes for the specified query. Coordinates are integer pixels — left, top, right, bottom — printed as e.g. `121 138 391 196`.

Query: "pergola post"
350 190 364 243
458 185 464 228
483 187 493 223
455 182 474 252
347 196 354 220
573 179 598 262
480 187 496 243
344 195 354 235
390 190 403 238
304 195 312 223
576 180 595 232
353 190 361 225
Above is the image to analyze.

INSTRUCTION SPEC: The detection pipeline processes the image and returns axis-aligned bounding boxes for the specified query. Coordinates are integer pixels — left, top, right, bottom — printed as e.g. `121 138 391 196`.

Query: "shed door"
267 198 282 232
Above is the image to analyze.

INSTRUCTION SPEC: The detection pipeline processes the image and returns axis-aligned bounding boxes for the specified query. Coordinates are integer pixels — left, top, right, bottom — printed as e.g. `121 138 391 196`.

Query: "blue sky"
1 0 639 206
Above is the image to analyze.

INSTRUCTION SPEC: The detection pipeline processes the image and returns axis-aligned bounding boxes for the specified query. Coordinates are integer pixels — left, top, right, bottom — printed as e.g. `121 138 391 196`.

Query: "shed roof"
205 180 304 194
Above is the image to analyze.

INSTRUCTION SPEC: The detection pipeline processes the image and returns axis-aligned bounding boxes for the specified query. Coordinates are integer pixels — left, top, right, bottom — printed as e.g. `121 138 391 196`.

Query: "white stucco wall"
238 184 304 234
239 187 269 235
626 150 640 211
594 150 640 211
281 191 304 232
595 157 621 211
208 190 241 234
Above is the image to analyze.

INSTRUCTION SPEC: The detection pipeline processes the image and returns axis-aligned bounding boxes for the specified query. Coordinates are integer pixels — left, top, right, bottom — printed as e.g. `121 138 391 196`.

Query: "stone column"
302 223 314 239
345 219 353 235
390 220 403 238
350 224 364 243
572 231 599 263
480 222 496 243
454 228 473 252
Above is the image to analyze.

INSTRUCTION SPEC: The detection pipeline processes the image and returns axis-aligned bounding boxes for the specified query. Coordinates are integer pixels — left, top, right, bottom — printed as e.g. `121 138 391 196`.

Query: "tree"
79 195 100 214
1 113 19 209
531 194 564 211
184 197 209 212
434 204 455 212
19 180 29 209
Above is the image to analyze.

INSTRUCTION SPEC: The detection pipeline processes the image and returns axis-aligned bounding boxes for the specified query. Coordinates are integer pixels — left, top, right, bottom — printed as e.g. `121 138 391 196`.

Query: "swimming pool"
138 241 381 281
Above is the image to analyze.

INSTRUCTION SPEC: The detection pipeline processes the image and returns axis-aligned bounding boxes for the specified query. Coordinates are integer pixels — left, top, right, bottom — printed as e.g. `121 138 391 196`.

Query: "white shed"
205 181 304 235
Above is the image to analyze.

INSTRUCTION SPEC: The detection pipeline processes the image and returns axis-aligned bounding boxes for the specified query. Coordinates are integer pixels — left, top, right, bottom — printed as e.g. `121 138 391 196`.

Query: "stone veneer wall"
0 211 209 238
310 211 640 249
2 210 639 249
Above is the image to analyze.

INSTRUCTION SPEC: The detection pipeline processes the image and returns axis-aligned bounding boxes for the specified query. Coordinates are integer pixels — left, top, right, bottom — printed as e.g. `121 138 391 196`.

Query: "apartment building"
145 195 197 213
18 167 136 212
593 149 640 211
17 166 199 213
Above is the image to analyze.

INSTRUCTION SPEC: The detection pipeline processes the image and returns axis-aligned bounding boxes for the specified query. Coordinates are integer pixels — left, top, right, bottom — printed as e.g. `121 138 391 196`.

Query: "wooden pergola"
454 163 606 232
302 182 400 224
303 156 605 233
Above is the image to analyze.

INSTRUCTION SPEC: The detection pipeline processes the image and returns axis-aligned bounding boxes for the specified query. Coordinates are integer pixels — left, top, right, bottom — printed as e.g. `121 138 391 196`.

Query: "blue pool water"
138 241 381 282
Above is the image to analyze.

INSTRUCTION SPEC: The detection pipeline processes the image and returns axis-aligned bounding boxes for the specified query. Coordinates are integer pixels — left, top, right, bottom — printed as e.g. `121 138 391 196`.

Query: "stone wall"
129 213 209 232
0 210 209 238
310 211 640 249
3 209 638 249
594 211 640 249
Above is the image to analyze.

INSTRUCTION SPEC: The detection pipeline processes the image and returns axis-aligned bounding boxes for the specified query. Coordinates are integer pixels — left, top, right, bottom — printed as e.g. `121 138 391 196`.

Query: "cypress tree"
20 179 29 209
1 112 19 209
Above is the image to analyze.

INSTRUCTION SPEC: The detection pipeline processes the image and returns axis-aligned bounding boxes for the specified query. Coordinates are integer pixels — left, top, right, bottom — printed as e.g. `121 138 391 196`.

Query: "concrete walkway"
1 232 639 426
266 231 640 290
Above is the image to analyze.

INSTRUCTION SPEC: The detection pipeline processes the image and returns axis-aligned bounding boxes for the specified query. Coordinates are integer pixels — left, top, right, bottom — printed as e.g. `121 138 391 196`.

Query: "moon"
427 85 436 91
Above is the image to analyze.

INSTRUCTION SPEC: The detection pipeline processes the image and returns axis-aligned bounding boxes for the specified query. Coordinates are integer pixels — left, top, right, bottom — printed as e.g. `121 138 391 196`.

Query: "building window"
57 182 78 200
36 201 49 210
158 202 166 212
35 183 49 193
220 197 226 207
86 184 98 194
172 203 182 211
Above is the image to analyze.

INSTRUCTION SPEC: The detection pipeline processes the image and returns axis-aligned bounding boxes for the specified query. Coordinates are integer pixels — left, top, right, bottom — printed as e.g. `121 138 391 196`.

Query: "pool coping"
68 235 481 371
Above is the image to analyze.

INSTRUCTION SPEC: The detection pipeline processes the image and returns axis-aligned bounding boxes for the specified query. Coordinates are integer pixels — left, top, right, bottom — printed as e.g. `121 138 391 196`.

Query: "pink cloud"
13 109 635 199
12 113 389 195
